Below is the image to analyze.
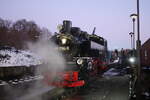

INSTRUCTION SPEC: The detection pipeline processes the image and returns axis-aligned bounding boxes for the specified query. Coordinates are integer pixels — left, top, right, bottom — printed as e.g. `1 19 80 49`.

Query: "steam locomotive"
44 20 108 88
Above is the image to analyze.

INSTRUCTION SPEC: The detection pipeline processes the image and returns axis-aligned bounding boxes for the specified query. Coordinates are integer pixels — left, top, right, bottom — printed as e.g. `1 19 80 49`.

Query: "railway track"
0 75 43 85
0 74 81 100
0 63 113 100
0 75 45 100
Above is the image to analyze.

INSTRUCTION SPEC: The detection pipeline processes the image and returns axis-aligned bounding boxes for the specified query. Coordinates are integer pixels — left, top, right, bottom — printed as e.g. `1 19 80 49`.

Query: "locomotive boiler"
44 20 108 87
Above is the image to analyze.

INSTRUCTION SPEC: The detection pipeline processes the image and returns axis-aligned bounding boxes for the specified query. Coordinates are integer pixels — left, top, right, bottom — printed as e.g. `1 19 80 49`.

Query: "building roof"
142 38 150 49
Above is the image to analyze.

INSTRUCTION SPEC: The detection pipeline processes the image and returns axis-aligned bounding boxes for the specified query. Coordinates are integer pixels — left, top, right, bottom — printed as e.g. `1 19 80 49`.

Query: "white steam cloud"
28 36 66 77
4 34 66 100
19 34 66 100
20 34 67 100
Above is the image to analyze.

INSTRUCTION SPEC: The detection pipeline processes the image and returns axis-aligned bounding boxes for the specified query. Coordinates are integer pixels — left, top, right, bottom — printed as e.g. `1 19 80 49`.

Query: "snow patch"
103 68 120 76
0 48 42 67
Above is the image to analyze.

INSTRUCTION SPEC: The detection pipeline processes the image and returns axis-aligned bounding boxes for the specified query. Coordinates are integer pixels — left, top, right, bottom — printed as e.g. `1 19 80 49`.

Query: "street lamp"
129 32 134 49
130 14 137 49
136 0 141 99
129 0 141 99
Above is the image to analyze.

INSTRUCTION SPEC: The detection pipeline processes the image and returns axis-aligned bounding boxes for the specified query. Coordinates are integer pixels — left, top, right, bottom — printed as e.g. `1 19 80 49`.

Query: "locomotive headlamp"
129 57 136 63
61 38 67 45
77 58 83 65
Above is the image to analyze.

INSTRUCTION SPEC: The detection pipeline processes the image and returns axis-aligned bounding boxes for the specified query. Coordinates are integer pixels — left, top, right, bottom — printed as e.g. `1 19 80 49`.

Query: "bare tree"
0 18 51 49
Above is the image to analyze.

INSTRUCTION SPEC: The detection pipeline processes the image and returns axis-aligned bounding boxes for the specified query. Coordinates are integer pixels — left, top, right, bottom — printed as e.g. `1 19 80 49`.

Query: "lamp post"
129 0 141 99
136 0 141 99
129 32 133 49
130 14 137 50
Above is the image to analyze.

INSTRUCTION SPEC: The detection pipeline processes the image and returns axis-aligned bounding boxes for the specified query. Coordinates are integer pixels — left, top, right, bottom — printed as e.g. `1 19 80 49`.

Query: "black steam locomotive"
44 20 108 87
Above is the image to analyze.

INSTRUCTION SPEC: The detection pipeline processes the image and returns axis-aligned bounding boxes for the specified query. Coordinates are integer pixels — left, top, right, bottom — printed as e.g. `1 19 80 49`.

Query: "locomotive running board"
66 80 85 87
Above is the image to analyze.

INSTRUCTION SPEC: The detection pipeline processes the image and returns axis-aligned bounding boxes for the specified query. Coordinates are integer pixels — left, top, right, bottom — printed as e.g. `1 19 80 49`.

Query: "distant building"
141 38 150 66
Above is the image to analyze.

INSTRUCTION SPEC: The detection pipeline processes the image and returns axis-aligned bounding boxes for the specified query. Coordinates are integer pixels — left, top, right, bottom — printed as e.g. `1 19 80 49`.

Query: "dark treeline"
0 18 51 49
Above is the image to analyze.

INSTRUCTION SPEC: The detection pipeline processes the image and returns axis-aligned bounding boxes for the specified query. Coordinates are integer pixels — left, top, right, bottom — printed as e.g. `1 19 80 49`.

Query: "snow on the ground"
0 47 42 67
113 57 119 63
103 68 120 76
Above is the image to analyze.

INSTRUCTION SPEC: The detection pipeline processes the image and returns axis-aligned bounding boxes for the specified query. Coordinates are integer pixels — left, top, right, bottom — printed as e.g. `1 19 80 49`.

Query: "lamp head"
129 57 136 64
130 14 137 21
129 32 134 35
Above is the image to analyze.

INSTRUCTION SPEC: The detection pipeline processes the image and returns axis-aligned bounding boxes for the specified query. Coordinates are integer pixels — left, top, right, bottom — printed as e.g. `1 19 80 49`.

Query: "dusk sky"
0 0 150 50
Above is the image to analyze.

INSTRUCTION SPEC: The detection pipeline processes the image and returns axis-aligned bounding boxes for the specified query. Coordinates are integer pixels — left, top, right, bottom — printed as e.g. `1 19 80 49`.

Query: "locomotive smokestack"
63 20 72 33
92 27 96 35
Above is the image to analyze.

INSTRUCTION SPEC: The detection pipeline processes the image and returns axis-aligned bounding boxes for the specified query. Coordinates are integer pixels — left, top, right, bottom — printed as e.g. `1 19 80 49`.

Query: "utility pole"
133 18 135 50
136 0 141 99
129 32 133 49
130 13 137 50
